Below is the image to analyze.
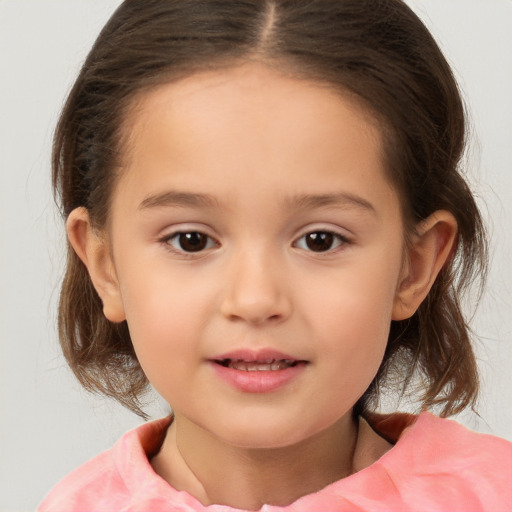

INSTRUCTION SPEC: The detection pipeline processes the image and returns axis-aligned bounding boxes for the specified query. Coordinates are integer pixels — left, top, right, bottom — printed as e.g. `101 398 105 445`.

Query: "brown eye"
168 232 215 252
295 231 345 252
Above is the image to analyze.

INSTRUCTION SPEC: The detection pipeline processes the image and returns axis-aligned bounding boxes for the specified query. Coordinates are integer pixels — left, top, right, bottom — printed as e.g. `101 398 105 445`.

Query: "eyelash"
293 231 350 253
161 229 350 255
162 231 218 255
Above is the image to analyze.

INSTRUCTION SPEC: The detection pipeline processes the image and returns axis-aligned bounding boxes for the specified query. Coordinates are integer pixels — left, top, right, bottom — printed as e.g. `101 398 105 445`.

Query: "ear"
392 210 457 321
66 207 126 323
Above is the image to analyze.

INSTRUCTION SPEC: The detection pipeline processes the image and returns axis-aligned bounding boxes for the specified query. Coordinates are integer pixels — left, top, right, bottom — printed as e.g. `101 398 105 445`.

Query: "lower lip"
210 362 306 393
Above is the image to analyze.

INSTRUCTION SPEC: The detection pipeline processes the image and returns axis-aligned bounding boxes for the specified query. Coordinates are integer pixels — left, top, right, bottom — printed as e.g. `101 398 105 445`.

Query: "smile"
216 359 299 371
210 349 308 393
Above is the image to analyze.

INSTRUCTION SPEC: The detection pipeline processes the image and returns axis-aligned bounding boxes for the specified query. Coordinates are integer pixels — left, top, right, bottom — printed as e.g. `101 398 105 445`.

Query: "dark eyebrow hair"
288 192 377 214
138 190 218 210
138 189 376 215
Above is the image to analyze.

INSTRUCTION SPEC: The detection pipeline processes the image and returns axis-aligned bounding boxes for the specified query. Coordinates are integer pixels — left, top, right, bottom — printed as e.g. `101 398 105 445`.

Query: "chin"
213 415 330 451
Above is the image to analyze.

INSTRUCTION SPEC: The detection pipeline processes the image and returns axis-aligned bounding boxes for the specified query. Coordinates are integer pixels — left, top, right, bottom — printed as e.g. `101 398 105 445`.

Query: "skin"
68 63 457 510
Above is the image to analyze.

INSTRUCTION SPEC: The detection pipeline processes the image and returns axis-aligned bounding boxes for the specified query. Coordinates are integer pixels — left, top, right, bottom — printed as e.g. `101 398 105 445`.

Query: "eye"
166 232 217 253
294 231 346 253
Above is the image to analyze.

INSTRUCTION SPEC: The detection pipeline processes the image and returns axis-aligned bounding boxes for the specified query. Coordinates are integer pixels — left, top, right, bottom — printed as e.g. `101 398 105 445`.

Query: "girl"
39 1 511 510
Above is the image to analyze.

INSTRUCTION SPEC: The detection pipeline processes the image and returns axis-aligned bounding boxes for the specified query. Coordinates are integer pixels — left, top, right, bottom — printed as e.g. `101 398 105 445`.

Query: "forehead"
114 63 397 215
123 63 382 159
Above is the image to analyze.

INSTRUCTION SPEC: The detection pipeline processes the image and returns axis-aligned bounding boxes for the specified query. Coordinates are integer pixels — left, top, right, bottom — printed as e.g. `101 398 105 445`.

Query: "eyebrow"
287 192 377 215
138 189 376 215
138 191 218 210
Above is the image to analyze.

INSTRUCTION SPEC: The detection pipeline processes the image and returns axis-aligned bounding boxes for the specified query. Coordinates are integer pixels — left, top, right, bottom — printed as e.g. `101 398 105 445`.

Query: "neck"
151 413 359 510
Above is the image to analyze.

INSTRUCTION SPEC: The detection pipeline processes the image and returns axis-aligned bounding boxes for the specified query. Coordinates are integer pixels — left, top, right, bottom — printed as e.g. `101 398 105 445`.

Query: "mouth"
215 358 301 371
210 349 307 392
210 351 308 393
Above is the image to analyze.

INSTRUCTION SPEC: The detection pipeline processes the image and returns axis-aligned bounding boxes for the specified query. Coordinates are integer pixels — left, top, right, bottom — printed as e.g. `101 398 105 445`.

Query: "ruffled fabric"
38 412 512 512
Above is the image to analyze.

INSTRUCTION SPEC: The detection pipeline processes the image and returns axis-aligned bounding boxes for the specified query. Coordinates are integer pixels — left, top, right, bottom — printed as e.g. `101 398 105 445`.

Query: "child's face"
104 64 408 448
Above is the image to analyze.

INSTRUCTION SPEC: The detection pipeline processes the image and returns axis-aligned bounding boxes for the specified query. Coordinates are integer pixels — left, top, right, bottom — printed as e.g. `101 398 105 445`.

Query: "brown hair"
53 0 487 418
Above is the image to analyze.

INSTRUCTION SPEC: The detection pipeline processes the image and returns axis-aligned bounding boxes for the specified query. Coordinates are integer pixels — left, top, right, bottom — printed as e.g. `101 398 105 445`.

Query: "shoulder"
380 412 512 510
399 412 512 465
37 417 174 512
36 445 124 512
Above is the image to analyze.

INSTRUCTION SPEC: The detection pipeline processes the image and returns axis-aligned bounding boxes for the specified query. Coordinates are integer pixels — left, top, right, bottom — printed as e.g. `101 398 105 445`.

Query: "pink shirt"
38 412 512 511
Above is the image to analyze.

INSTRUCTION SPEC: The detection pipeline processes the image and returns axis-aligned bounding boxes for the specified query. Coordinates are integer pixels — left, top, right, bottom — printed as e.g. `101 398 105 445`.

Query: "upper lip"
210 348 304 364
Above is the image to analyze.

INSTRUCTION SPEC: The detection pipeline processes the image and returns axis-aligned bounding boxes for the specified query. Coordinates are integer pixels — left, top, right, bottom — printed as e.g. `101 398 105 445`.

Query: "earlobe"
66 207 126 323
392 210 457 321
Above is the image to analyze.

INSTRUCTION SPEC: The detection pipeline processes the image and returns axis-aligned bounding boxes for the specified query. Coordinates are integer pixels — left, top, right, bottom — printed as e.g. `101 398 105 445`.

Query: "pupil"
306 232 333 252
180 232 207 252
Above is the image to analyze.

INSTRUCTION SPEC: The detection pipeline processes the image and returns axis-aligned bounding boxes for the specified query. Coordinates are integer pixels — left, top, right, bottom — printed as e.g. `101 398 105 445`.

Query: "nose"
220 248 292 325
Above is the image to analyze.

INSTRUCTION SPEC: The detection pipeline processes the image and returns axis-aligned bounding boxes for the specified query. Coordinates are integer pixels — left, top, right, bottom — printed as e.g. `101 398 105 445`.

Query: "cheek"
319 294 390 381
311 298 391 421
302 253 401 384
116 264 211 379
303 251 400 337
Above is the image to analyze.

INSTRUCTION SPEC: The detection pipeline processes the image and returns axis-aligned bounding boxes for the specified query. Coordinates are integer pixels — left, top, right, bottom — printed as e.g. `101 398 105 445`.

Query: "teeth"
224 359 296 371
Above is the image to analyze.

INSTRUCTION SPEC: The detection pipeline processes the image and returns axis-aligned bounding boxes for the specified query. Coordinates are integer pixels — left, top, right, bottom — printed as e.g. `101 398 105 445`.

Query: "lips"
211 348 305 370
209 349 308 393
216 358 299 371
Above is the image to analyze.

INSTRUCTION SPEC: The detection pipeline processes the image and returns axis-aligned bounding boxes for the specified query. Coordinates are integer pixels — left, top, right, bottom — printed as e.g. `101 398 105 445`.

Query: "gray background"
1 1 511 511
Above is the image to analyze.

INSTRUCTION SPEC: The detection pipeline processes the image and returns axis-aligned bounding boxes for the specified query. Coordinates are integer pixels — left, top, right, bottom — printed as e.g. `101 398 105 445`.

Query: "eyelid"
159 226 220 256
293 223 353 240
171 232 217 249
292 227 352 253
157 222 217 241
